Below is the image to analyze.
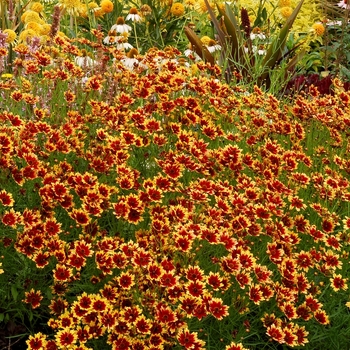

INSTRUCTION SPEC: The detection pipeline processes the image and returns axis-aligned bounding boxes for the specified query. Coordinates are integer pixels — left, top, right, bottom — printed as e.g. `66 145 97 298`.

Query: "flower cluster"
0 21 350 350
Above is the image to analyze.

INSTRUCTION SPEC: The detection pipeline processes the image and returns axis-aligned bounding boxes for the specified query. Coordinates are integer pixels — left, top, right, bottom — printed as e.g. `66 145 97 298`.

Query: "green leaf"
184 26 215 64
11 285 18 301
259 0 305 84
0 313 4 322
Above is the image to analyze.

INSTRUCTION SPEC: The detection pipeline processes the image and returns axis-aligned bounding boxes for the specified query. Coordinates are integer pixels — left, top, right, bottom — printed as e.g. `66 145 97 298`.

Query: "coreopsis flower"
26 333 47 349
331 274 348 291
226 342 249 350
111 17 132 34
55 328 78 347
126 8 142 22
266 324 285 343
0 190 14 206
100 0 113 13
314 310 330 325
24 289 43 309
208 298 229 320
171 2 185 16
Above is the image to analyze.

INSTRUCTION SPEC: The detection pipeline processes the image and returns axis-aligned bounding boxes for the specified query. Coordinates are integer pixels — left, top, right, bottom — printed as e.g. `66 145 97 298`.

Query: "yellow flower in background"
100 0 113 13
312 22 325 36
0 262 3 274
59 0 85 16
280 6 293 19
22 10 44 24
31 2 44 13
19 29 37 42
26 21 43 34
3 29 17 43
200 35 211 46
171 2 185 16
278 0 291 7
41 24 51 35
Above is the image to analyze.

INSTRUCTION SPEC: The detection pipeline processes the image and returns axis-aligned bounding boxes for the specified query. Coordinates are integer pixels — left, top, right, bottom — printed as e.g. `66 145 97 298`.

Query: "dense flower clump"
0 26 350 349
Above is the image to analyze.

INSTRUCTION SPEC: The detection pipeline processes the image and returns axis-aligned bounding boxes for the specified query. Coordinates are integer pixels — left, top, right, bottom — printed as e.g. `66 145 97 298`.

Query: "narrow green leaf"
261 0 305 71
11 285 18 301
0 313 4 322
184 26 215 64
259 0 305 85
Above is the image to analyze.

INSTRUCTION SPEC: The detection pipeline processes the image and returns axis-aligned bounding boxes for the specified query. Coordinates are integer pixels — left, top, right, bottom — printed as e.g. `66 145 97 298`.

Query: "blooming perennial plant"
0 23 350 350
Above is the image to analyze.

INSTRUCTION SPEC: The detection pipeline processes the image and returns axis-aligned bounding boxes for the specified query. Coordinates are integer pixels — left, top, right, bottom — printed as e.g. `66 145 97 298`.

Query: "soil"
0 321 28 350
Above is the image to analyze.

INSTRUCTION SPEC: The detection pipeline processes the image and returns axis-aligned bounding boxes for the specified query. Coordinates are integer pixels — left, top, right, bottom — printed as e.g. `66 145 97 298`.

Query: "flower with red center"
127 208 143 224
149 334 164 347
295 251 313 271
186 266 204 281
44 219 61 236
75 240 93 258
314 309 330 325
325 235 341 250
123 306 141 322
283 328 298 347
34 252 50 268
2 209 21 227
254 265 272 283
207 272 222 290
156 306 177 324
148 264 162 280
236 272 252 289
0 190 14 206
118 272 135 289
55 328 77 347
294 325 309 346
70 209 91 225
343 216 350 230
135 316 151 334
208 298 229 320
225 342 249 350
24 289 43 309
50 298 68 316
281 302 297 320
324 250 342 269
266 324 285 343
78 293 92 310
249 285 263 304
100 309 117 329
186 281 204 298
330 274 348 291
177 329 197 349
155 176 171 190
53 265 72 282
175 235 192 252
163 162 182 179
26 332 47 349
296 303 312 321
133 249 151 267
322 218 336 233
305 295 322 312
101 285 118 301
160 272 177 287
